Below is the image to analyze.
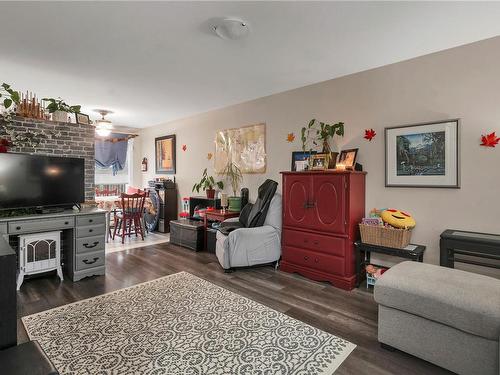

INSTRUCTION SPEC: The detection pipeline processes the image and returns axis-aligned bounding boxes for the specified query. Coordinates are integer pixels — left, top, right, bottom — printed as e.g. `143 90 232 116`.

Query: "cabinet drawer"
283 229 345 257
75 250 105 271
0 223 7 234
76 214 106 227
283 246 345 276
8 217 74 234
76 225 106 238
76 235 105 254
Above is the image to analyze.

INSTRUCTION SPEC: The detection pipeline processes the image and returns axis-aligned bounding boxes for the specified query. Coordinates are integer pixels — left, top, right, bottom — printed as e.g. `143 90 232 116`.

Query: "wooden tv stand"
0 208 106 282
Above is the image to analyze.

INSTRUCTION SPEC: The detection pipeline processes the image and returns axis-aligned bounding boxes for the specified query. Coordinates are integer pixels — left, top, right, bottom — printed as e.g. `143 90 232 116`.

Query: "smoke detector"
213 18 250 40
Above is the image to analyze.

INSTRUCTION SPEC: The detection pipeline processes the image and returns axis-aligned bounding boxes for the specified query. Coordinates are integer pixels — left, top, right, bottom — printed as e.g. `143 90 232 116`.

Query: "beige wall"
135 36 500 274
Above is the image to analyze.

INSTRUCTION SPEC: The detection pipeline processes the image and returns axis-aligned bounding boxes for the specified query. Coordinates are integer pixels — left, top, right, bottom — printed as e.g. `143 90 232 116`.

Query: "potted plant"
192 168 224 199
301 118 344 168
43 97 81 122
0 83 20 111
219 161 243 212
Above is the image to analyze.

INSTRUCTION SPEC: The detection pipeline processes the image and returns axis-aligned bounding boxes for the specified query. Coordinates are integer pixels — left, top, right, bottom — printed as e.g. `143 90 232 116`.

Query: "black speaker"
240 188 249 208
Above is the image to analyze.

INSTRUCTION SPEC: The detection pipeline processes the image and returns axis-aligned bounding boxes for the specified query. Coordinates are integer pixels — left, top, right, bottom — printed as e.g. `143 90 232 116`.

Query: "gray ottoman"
374 261 500 375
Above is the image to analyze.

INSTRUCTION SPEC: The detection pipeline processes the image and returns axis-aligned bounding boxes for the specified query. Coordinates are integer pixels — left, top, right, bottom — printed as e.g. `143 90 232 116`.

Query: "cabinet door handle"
64 221 69 225
16 226 21 230
314 258 319 263
83 241 99 249
83 257 99 265
89 229 93 233
304 256 309 261
89 219 93 223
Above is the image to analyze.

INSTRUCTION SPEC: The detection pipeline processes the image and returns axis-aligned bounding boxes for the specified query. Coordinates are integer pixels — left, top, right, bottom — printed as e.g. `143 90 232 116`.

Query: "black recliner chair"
218 179 278 236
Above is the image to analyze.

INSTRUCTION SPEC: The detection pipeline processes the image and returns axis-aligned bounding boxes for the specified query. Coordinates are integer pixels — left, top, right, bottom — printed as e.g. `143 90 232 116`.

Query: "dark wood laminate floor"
17 242 452 375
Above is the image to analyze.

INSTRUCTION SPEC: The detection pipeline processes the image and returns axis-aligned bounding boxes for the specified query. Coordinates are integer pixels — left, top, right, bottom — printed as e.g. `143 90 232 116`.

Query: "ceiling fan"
93 109 114 137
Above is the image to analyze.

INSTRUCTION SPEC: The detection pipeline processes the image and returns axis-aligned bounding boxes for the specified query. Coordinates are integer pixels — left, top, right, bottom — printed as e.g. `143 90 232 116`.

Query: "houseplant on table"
301 118 344 169
43 97 81 122
0 83 20 151
192 168 224 199
219 161 243 212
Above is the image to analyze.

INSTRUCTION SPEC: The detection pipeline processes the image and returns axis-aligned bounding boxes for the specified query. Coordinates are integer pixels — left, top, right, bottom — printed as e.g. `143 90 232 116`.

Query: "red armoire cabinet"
280 170 366 290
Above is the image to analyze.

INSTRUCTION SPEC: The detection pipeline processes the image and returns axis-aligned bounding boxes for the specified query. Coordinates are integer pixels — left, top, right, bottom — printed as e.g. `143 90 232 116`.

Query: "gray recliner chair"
215 193 282 271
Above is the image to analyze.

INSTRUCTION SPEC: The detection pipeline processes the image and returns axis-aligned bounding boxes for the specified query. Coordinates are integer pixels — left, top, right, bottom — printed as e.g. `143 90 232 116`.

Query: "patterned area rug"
22 272 355 374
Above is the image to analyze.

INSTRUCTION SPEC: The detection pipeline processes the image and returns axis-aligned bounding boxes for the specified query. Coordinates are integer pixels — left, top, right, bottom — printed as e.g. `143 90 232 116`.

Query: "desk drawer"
283 246 345 276
75 250 105 271
76 225 106 238
0 223 7 234
8 217 74 234
76 214 106 227
283 229 346 257
76 235 105 254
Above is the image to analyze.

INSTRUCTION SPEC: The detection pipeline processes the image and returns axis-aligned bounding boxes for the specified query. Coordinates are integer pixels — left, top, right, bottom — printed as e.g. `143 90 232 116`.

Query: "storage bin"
359 224 411 249
170 219 204 251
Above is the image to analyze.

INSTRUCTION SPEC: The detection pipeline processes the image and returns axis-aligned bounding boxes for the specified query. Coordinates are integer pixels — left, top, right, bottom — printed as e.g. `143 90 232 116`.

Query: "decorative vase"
327 152 339 169
205 189 215 199
52 110 68 122
228 196 242 212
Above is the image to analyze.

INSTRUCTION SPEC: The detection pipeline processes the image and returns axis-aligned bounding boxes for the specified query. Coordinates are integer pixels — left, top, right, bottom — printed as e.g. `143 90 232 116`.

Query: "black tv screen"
0 153 85 210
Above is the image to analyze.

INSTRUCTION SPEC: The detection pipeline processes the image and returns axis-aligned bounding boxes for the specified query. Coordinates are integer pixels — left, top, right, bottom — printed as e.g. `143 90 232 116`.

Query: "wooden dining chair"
112 192 146 244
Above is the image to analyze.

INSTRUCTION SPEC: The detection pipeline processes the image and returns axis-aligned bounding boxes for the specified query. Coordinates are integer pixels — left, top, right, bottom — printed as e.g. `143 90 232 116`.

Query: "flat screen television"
0 153 85 210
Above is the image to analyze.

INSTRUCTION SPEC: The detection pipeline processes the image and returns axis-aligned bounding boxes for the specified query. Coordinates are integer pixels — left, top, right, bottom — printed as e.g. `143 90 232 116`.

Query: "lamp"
94 109 113 137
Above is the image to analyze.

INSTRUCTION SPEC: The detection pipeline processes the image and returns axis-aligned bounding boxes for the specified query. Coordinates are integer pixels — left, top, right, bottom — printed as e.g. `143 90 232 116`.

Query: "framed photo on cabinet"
155 134 176 174
291 151 316 171
385 119 460 188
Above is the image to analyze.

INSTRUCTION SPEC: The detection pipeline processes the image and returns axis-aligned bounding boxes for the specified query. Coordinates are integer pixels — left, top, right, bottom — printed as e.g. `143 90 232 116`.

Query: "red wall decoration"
480 132 500 147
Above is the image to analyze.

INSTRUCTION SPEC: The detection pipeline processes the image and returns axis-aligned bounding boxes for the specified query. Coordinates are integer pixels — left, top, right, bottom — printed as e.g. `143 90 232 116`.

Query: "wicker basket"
359 224 412 248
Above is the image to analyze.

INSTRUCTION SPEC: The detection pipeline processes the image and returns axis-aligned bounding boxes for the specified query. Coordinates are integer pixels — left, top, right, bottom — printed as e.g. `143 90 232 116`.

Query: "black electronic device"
0 153 85 210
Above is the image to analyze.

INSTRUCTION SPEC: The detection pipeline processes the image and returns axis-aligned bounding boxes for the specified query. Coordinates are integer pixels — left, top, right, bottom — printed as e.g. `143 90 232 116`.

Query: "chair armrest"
228 225 280 244
223 217 240 224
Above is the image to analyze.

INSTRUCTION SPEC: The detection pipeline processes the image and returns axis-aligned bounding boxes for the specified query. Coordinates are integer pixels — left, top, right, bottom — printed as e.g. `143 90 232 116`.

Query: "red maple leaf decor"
364 128 376 141
182 144 187 151
480 132 500 147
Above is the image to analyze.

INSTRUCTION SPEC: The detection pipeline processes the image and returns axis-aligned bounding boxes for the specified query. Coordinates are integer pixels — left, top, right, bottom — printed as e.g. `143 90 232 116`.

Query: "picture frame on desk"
338 148 358 170
311 153 329 170
291 151 316 171
75 112 90 125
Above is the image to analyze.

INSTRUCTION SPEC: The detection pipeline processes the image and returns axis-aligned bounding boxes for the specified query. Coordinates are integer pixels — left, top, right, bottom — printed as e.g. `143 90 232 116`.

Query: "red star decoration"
364 128 376 141
480 132 500 147
182 144 187 151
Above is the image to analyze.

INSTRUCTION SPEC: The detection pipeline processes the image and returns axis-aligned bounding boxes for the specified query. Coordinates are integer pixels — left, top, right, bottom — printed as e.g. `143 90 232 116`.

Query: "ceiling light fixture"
94 109 114 137
213 18 249 40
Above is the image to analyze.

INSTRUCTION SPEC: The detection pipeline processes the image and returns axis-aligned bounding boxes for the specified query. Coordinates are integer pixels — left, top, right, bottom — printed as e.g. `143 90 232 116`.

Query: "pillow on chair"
126 186 141 194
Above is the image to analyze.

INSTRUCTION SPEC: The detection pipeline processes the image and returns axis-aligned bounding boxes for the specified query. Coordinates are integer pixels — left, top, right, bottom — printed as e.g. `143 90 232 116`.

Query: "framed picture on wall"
385 119 460 188
155 134 176 174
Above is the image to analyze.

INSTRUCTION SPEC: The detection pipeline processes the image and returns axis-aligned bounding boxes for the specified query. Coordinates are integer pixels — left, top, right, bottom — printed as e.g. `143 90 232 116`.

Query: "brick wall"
1 116 95 201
